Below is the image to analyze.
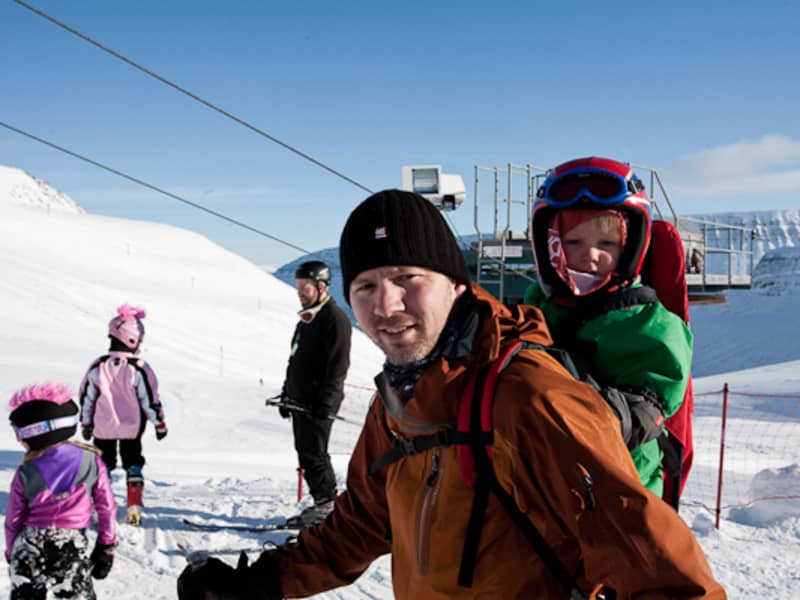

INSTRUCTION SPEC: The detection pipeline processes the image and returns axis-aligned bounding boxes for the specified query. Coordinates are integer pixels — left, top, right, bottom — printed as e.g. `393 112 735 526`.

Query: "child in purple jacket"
5 382 117 600
78 304 167 525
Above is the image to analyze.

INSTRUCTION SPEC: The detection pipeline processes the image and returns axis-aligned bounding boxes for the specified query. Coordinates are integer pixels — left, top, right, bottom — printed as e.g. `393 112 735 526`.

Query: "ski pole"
265 398 361 426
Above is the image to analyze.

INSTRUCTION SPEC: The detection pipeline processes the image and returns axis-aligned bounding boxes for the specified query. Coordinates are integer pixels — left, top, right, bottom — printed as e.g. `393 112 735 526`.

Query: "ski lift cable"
14 0 374 196
442 212 469 251
0 120 329 262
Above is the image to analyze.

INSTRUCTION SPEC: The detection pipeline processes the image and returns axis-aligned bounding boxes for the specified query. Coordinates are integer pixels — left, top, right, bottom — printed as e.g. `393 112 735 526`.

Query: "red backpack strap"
456 341 523 488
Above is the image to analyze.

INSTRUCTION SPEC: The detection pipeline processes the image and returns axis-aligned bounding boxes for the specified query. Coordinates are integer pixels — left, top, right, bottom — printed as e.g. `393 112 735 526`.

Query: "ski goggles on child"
537 167 646 208
13 414 79 441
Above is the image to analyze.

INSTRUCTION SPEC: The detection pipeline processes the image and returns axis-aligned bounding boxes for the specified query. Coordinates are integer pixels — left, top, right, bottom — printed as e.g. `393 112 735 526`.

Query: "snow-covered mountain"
753 246 800 291
0 165 84 214
688 209 800 263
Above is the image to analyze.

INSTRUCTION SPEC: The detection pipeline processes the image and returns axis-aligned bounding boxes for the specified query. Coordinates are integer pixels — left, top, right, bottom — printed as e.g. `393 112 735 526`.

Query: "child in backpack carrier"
5 382 117 600
78 304 167 525
525 157 693 498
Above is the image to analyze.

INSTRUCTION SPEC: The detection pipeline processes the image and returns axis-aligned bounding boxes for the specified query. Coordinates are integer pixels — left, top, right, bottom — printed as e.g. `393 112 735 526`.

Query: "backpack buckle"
434 429 454 446
397 438 419 456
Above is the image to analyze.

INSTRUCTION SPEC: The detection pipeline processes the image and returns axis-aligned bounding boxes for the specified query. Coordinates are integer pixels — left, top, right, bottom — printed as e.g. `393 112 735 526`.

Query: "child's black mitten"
582 374 633 445
90 541 115 579
617 385 666 449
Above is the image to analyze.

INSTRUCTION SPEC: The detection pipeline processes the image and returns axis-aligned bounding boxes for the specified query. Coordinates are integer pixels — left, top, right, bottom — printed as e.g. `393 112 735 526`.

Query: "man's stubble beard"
375 331 437 367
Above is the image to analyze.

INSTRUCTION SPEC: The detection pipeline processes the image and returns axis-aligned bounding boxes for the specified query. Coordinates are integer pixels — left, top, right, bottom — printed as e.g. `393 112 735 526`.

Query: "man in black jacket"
279 260 352 527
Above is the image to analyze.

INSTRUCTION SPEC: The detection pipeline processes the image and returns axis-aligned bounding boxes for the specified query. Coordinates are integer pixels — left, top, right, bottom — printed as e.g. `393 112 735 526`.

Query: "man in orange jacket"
178 189 726 599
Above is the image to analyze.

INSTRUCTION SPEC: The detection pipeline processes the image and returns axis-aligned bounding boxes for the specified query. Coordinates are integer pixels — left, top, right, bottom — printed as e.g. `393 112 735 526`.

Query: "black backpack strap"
368 429 486 475
457 362 493 586
657 433 684 511
488 472 586 599
521 342 581 380
457 345 585 599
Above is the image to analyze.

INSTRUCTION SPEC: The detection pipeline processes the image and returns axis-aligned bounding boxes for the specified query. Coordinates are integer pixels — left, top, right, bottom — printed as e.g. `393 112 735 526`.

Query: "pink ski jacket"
79 351 164 439
4 442 117 560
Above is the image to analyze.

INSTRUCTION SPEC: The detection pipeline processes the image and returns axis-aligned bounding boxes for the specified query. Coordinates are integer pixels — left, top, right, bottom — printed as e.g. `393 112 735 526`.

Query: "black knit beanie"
339 189 471 302
10 399 79 451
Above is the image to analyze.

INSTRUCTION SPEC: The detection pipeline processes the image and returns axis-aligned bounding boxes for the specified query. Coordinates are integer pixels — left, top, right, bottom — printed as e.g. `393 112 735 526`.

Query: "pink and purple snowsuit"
78 350 164 471
5 442 117 598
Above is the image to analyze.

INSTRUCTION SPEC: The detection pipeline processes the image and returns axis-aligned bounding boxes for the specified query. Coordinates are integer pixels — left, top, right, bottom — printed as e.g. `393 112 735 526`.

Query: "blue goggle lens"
540 170 642 207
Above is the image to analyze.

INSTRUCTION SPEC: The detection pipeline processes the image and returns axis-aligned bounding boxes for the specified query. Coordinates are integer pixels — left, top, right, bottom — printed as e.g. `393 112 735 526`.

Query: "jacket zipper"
577 464 597 511
416 449 442 573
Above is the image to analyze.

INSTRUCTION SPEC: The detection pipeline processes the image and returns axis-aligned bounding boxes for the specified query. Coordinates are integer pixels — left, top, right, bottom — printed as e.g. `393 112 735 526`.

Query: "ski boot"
285 499 334 529
126 465 144 526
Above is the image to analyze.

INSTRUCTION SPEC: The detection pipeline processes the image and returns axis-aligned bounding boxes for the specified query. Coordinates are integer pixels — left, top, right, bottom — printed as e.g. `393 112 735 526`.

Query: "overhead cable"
15 0 374 195
0 120 326 261
443 212 469 250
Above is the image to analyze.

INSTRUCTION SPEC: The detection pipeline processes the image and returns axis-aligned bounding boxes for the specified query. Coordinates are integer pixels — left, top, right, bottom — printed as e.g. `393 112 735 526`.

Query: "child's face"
561 218 623 276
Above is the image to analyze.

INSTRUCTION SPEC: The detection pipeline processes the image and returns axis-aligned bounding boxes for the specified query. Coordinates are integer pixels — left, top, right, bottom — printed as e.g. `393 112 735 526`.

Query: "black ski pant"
292 412 336 503
9 527 95 600
94 413 147 473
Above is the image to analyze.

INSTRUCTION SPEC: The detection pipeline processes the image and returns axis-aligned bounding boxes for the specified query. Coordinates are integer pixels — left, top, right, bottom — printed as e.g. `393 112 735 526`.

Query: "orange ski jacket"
276 284 725 599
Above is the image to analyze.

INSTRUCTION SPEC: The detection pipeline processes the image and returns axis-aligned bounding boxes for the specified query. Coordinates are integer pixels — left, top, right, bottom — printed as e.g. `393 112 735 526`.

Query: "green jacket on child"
524 281 692 495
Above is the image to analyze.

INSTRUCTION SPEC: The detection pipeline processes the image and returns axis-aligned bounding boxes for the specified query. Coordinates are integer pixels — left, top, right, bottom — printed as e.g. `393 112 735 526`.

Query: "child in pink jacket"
5 382 117 599
78 304 167 525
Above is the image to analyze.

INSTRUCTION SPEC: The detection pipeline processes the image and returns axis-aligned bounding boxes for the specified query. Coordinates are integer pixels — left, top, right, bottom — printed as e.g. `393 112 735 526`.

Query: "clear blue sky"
3 0 800 267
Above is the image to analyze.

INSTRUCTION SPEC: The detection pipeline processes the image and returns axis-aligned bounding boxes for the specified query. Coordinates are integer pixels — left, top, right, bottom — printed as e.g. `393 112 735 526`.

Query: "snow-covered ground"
1 166 798 598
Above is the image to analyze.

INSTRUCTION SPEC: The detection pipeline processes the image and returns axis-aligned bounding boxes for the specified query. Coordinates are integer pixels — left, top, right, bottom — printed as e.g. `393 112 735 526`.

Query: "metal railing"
472 163 547 301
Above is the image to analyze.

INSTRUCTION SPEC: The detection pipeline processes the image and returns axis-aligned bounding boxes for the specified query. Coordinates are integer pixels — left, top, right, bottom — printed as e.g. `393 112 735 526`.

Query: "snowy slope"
1 166 799 598
690 283 800 377
0 168 388 598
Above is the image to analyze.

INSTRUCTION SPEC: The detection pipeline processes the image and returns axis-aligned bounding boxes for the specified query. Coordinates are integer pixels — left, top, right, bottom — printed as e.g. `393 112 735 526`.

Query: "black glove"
588 373 666 450
596 384 633 446
618 385 666 449
81 424 94 441
177 549 283 600
155 422 168 440
270 389 292 419
312 407 330 422
90 541 115 580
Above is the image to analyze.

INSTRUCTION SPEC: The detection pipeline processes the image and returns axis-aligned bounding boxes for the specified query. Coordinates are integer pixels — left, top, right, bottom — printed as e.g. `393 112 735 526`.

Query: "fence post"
297 467 304 503
715 383 729 529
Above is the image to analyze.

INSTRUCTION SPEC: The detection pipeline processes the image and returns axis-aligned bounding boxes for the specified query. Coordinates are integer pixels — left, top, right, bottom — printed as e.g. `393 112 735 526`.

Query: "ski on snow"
165 543 266 560
182 517 299 533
